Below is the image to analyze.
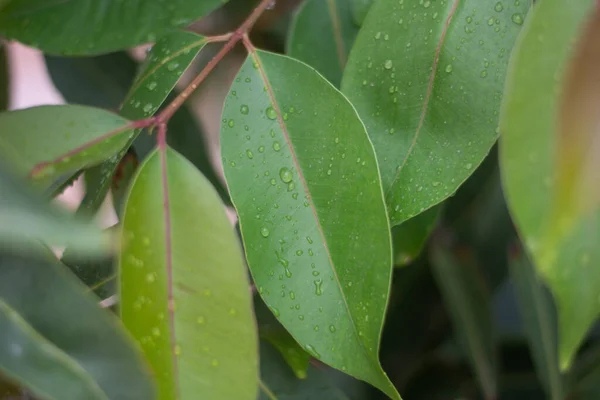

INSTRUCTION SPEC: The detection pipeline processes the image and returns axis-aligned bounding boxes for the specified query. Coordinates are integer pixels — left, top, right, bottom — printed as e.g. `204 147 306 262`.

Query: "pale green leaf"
392 205 441 266
221 49 399 399
119 146 258 399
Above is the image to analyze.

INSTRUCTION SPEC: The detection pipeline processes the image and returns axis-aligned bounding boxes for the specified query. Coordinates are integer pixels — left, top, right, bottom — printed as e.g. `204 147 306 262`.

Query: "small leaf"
45 51 138 110
430 239 496 400
221 50 399 399
509 247 564 400
119 146 258 399
288 0 359 87
341 0 530 226
0 0 225 55
0 247 154 399
499 0 599 370
392 205 441 267
0 105 134 191
0 162 111 256
78 31 208 215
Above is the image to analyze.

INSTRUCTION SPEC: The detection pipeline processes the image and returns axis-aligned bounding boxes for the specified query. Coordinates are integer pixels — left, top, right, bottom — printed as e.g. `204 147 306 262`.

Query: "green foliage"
0 0 599 399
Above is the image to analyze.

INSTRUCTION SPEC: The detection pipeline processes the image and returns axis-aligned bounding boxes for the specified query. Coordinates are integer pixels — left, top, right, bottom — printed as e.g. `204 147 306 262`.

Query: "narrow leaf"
0 43 8 110
499 0 600 369
119 146 258 399
0 0 225 55
0 162 111 256
0 105 134 191
0 248 155 400
288 0 359 87
221 49 399 399
78 31 208 215
341 0 530 226
392 205 441 266
430 239 496 399
509 247 564 400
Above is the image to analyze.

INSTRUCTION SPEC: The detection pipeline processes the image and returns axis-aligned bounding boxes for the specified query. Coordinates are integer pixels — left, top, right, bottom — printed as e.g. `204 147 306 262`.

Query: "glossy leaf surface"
78 31 208 215
0 162 110 256
430 240 496 399
0 0 224 55
499 0 599 369
509 248 563 400
0 105 133 191
392 205 440 266
0 248 154 399
341 0 530 226
288 0 358 87
119 146 258 399
221 49 398 399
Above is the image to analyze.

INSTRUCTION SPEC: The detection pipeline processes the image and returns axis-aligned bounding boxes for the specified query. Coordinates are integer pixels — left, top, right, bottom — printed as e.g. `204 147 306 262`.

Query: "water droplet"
312 270 320 276
465 163 473 169
143 103 153 113
329 325 336 333
445 64 453 73
146 273 156 283
258 146 265 153
246 149 254 159
240 105 249 115
384 59 393 69
151 327 161 337
480 70 488 78
304 344 321 358
273 142 281 151
266 107 277 120
260 226 270 237
146 81 157 90
289 291 295 300
296 250 303 256
511 13 523 25
167 61 179 71
279 167 293 183
314 279 323 296
197 316 205 325
494 1 503 11
228 119 235 128
306 236 313 244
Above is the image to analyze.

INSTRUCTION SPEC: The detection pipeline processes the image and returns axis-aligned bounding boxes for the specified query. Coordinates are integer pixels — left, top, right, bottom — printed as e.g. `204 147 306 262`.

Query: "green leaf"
0 162 111 256
45 52 138 110
499 0 599 370
430 239 496 400
0 247 154 399
119 146 258 399
0 105 134 191
287 0 359 87
341 0 530 226
392 205 441 267
221 49 399 399
349 0 372 26
509 247 564 400
0 43 8 110
78 31 208 216
0 0 225 55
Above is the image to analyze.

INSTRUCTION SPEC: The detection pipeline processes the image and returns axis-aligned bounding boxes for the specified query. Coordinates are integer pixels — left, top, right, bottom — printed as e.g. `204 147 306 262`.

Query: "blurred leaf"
392 205 441 267
499 0 599 369
0 247 154 399
119 146 258 399
572 344 600 400
509 247 564 400
110 149 140 218
0 43 8 110
45 52 137 110
78 31 208 216
0 105 134 191
221 49 398 399
0 0 225 55
0 162 111 256
349 0 372 26
341 0 530 226
255 295 310 380
287 0 358 87
430 239 497 400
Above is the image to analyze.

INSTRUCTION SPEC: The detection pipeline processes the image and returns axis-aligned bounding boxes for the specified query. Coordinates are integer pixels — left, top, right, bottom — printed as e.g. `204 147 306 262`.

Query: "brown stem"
156 0 274 123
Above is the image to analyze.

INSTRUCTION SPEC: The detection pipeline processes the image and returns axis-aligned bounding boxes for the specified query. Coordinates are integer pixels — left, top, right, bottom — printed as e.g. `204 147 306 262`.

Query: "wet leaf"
0 105 134 191
499 0 599 370
119 146 258 399
341 0 530 226
509 247 564 400
221 49 399 399
78 31 208 216
392 205 441 267
0 247 154 399
288 0 358 87
0 0 225 55
430 240 496 400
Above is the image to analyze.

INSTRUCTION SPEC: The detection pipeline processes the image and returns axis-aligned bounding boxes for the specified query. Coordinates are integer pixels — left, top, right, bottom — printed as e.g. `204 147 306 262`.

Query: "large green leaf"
45 52 138 110
0 105 134 191
78 31 208 215
0 248 154 399
119 146 258 399
430 240 496 400
499 0 599 370
392 205 441 267
341 0 530 226
0 0 224 55
0 161 111 256
221 49 399 399
509 247 564 400
287 0 359 87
